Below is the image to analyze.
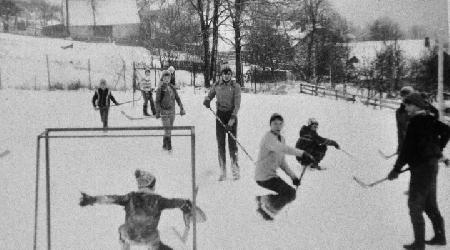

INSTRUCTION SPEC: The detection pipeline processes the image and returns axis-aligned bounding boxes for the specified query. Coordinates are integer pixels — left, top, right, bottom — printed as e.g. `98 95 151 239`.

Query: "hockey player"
155 71 185 151
295 118 340 170
139 69 156 116
388 93 450 250
79 169 193 250
396 86 414 154
203 66 241 181
255 113 314 220
92 79 119 128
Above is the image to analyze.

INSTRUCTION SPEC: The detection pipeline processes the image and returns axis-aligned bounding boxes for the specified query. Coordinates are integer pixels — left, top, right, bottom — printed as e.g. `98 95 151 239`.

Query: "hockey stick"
297 163 311 188
377 149 397 159
120 110 181 121
353 168 410 188
340 149 357 160
208 108 256 164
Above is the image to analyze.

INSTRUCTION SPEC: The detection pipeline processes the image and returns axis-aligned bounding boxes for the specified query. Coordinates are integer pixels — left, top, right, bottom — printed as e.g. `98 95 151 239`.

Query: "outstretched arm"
159 197 191 211
79 192 129 207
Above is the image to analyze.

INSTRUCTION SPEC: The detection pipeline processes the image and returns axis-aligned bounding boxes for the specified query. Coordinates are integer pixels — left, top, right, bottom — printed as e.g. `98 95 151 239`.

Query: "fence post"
300 83 303 93
34 75 37 90
88 59 92 89
46 55 51 90
0 66 2 89
335 90 338 100
122 60 126 90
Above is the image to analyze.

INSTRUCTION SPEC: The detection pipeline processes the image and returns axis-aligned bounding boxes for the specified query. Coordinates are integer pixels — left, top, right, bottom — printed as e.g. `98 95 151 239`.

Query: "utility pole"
65 0 70 36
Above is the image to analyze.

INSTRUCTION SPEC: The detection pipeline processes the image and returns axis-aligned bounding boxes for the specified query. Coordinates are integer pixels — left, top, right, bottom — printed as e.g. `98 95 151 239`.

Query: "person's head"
403 92 428 115
168 66 175 74
160 70 171 84
269 113 284 133
99 79 107 89
221 66 232 82
307 118 319 131
135 169 156 191
400 86 414 101
145 69 151 76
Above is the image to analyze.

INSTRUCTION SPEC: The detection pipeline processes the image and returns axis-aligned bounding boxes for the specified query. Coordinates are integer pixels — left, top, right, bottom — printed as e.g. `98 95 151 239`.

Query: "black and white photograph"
1 0 450 249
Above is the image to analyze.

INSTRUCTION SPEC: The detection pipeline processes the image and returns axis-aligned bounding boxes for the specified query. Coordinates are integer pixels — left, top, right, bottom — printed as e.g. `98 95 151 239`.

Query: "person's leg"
257 178 296 216
424 161 446 245
228 117 239 179
167 114 175 150
161 113 171 150
149 92 156 115
216 111 227 180
407 171 428 248
156 241 173 250
142 91 150 116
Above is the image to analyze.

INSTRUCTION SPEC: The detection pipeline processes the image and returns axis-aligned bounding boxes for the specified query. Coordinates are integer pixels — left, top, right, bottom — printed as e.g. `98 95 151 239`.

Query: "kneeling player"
295 118 340 170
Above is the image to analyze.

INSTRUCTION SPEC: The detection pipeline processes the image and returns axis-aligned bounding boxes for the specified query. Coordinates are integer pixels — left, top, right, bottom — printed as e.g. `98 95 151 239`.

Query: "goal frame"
33 126 197 250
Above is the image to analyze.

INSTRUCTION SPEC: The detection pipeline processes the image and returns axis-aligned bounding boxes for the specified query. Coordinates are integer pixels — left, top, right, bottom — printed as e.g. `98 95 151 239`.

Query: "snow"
0 33 203 90
1 87 449 250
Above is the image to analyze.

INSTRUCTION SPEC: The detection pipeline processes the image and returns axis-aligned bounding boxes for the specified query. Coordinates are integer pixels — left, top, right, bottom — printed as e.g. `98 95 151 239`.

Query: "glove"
155 113 161 119
331 140 340 149
292 177 301 187
180 108 186 116
228 115 236 127
302 152 315 163
387 169 400 180
180 200 193 214
203 99 210 109
79 192 96 206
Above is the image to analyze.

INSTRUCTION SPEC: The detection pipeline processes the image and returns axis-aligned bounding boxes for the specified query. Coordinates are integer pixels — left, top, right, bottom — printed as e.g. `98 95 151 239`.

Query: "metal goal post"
33 126 197 250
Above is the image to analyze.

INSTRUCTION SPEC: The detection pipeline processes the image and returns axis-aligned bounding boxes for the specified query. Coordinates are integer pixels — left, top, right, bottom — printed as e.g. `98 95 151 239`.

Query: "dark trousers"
142 91 156 115
216 110 238 170
408 159 444 244
256 177 296 212
298 144 327 165
99 107 109 128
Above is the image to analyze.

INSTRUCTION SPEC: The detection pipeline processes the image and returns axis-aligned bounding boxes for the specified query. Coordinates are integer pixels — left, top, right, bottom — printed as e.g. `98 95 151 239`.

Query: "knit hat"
160 70 171 81
135 169 156 189
221 66 232 74
307 118 318 126
168 66 175 73
400 86 414 97
270 113 284 124
403 92 429 109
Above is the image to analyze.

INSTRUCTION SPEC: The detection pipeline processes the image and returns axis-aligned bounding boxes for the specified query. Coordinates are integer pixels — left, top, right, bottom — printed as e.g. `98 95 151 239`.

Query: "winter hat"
135 169 156 189
308 118 318 126
144 69 151 74
400 86 414 97
168 66 175 73
404 92 429 109
270 113 284 124
160 70 171 81
221 66 232 74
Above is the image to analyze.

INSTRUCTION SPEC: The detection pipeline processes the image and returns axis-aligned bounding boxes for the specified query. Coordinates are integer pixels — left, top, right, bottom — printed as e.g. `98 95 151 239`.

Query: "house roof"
67 0 140 26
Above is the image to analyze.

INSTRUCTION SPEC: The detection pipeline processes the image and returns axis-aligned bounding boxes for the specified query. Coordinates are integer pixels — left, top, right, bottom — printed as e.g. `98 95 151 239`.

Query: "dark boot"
427 218 446 245
167 137 172 151
403 242 425 250
162 137 168 150
143 105 150 116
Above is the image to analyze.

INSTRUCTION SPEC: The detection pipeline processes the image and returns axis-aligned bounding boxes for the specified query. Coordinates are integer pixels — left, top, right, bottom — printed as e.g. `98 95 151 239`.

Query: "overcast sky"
329 0 448 35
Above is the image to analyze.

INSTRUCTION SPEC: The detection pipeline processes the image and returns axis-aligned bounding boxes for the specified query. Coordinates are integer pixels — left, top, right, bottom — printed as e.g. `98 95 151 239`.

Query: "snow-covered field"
1 87 449 250
0 33 202 90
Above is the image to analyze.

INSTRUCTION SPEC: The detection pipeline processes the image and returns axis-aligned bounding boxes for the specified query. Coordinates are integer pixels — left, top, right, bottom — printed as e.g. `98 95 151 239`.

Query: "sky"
329 0 448 37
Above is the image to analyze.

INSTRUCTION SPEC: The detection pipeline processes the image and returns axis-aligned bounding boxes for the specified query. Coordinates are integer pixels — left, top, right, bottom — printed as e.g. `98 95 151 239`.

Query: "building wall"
69 24 139 41
112 23 139 40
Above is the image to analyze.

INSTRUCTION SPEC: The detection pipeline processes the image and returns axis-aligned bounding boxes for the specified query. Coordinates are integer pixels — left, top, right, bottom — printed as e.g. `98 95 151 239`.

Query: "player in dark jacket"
92 79 119 128
79 169 193 250
295 118 339 170
388 93 450 250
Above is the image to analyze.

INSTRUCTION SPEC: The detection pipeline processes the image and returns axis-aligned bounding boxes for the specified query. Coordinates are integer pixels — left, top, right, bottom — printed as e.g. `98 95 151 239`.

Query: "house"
64 0 140 41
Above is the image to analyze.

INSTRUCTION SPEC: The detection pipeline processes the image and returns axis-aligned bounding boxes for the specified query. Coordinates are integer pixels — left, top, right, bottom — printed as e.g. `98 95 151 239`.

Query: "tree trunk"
234 0 243 86
210 0 220 83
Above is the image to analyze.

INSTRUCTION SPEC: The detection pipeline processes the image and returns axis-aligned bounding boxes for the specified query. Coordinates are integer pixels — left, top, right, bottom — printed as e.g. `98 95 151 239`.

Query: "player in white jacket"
255 113 314 220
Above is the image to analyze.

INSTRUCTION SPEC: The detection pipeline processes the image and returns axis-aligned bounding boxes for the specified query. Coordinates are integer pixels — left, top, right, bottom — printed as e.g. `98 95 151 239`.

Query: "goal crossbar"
33 126 197 250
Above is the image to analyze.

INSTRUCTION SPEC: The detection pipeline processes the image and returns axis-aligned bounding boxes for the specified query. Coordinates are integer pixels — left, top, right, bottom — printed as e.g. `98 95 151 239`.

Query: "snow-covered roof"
67 0 140 26
345 39 435 68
